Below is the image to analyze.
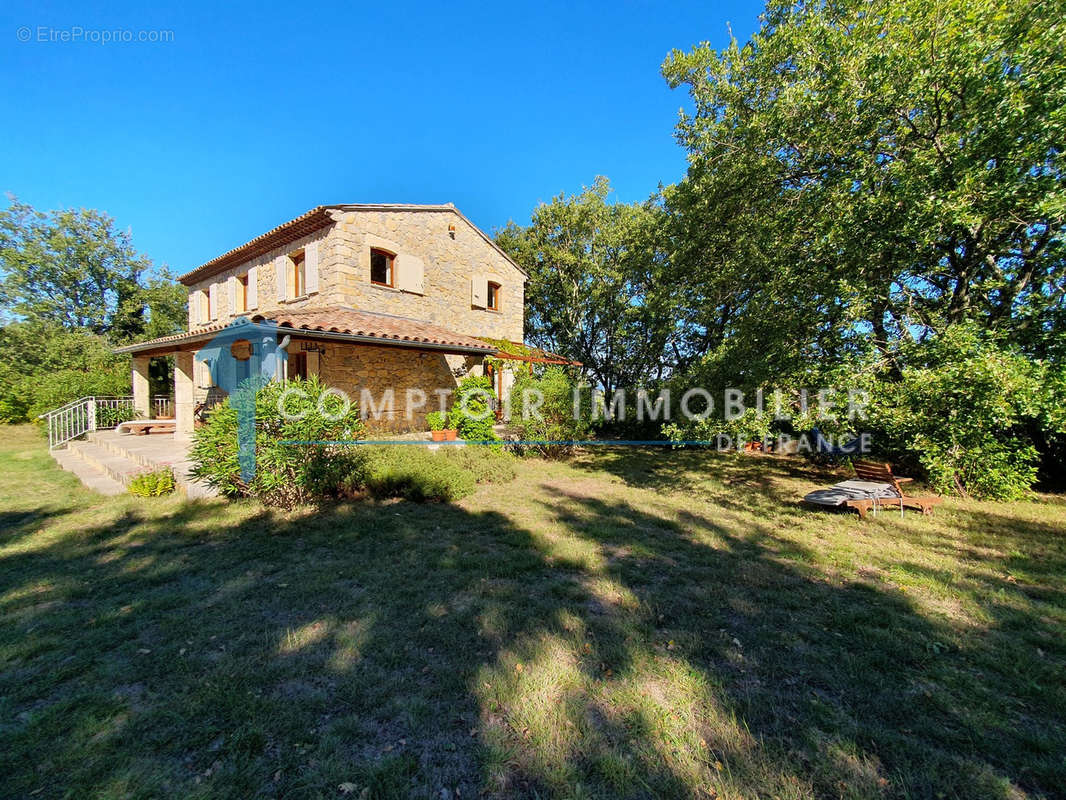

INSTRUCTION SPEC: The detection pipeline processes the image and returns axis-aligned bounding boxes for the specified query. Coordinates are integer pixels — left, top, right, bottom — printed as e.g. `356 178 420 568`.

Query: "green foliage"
0 198 185 343
867 327 1053 500
661 0 1065 374
0 321 131 423
664 406 776 448
189 376 365 508
451 375 498 443
128 468 176 497
425 411 446 431
508 367 592 458
496 177 678 393
649 0 1066 496
437 446 517 484
351 444 517 502
0 199 186 423
354 446 477 502
96 403 139 429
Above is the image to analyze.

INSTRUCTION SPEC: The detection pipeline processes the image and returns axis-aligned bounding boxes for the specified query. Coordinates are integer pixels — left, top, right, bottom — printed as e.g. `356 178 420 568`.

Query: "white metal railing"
152 397 173 419
39 395 139 449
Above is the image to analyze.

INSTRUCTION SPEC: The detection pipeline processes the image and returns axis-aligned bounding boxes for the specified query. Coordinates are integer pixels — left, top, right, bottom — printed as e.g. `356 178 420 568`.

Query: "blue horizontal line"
279 440 719 446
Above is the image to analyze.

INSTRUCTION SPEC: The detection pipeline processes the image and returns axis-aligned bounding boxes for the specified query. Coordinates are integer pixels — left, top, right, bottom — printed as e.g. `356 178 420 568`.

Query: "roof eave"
178 203 528 286
114 327 494 357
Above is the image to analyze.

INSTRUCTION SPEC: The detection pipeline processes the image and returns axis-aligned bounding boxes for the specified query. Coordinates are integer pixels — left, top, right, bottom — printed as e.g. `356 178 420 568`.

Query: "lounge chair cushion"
804 480 899 507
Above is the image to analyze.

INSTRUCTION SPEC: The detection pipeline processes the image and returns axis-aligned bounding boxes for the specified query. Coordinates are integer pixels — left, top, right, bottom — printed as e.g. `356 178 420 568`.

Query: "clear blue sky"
1 0 762 275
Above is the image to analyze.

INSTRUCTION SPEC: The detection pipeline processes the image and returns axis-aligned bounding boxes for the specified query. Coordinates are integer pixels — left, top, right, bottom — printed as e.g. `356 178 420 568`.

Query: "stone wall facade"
186 207 525 344
312 339 482 432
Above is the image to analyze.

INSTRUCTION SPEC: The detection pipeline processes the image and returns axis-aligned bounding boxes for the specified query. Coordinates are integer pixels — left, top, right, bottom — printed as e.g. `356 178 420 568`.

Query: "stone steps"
51 433 218 499
50 447 126 496
66 439 145 486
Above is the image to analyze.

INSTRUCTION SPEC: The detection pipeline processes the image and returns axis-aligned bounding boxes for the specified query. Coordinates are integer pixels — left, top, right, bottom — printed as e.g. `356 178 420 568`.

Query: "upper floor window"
288 249 306 298
370 248 394 287
487 281 501 311
235 274 248 313
205 288 215 321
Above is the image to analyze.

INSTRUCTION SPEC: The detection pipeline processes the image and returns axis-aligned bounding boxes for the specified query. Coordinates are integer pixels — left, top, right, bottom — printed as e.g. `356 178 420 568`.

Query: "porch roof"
114 307 496 356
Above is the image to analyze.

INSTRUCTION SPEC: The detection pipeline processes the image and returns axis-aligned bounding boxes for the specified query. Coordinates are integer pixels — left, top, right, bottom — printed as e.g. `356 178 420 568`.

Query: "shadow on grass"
1 463 1063 798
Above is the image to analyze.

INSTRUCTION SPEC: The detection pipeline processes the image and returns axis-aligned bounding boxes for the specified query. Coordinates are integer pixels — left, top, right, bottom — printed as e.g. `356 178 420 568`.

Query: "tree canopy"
496 177 678 394
0 198 186 422
0 198 185 343
500 0 1064 497
661 0 1065 382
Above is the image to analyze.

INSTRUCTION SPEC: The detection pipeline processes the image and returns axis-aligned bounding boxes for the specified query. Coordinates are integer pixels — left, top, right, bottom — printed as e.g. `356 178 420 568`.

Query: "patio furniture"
804 460 942 518
117 420 176 436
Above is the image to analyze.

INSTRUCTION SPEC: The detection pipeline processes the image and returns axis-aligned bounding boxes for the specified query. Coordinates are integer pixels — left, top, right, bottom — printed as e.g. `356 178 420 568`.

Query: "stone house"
117 203 560 436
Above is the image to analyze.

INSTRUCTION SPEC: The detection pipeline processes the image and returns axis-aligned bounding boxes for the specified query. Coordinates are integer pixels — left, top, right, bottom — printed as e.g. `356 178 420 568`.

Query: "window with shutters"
202 290 212 322
487 281 501 311
235 275 248 313
288 250 306 298
370 248 394 287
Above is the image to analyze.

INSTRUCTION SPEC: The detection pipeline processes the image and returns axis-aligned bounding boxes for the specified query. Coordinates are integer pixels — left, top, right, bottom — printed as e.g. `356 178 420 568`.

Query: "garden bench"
117 420 176 436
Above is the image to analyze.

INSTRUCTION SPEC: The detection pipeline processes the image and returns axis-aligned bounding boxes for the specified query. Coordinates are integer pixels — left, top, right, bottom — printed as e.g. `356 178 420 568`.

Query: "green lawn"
1 425 1064 799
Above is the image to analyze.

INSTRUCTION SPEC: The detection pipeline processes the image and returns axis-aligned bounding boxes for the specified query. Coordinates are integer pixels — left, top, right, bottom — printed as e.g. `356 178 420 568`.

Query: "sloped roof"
178 203 527 285
114 307 495 355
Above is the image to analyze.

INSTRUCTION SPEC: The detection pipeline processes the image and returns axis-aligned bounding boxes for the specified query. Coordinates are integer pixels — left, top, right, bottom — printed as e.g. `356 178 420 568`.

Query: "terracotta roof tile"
260 307 493 350
115 307 495 354
178 203 527 285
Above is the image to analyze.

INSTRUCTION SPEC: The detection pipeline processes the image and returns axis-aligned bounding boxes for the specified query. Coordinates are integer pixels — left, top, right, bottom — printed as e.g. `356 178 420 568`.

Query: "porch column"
174 350 195 440
131 356 151 419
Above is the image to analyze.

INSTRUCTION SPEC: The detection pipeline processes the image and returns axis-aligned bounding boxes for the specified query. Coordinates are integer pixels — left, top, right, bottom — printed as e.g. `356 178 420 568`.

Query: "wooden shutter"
209 283 219 320
275 256 288 301
396 254 424 294
470 275 487 307
228 276 237 314
188 292 198 326
247 266 258 309
305 241 319 294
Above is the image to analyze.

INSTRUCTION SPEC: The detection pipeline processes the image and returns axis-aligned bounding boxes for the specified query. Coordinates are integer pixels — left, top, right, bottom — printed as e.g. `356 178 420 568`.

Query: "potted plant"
443 410 460 441
426 411 447 441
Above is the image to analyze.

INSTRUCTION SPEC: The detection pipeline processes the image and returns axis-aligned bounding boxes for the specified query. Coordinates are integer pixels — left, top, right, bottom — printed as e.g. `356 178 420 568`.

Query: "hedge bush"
350 445 517 502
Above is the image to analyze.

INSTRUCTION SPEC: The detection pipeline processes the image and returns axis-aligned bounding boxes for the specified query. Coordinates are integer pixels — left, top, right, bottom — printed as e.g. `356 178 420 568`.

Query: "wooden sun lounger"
844 461 943 518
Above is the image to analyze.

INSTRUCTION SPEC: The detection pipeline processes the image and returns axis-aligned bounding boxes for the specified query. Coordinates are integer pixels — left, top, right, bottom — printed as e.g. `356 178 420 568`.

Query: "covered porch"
114 307 500 438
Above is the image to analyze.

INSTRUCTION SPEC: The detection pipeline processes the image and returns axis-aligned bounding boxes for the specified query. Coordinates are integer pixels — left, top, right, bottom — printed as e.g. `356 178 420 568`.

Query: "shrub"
128 468 175 497
508 367 592 457
0 322 131 423
426 411 446 431
867 329 1049 500
356 446 477 502
189 375 364 508
451 374 499 443
438 445 517 483
347 444 517 502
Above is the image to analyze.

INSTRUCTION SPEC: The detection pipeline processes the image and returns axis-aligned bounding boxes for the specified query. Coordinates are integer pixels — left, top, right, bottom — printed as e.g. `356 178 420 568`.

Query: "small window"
370 248 394 287
289 250 306 298
487 281 501 311
235 275 248 313
203 290 212 321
